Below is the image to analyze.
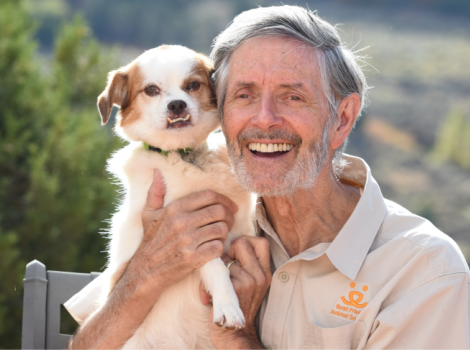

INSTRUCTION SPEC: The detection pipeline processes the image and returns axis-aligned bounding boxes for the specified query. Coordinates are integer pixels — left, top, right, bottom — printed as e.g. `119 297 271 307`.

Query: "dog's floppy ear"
195 53 217 106
97 69 130 125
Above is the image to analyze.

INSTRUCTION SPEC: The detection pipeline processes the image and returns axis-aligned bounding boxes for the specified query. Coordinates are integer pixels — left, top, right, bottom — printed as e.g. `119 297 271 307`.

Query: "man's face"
223 36 331 196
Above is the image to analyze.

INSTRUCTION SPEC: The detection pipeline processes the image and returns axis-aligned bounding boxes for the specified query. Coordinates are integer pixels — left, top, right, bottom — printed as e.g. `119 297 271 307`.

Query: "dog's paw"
212 300 245 329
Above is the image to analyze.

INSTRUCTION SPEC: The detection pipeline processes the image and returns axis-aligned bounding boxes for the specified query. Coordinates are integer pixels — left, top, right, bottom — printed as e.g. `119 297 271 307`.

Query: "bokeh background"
1 0 469 347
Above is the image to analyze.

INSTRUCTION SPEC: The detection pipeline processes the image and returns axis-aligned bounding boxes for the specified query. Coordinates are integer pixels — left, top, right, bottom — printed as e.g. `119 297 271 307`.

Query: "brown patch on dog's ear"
97 69 130 125
195 53 217 108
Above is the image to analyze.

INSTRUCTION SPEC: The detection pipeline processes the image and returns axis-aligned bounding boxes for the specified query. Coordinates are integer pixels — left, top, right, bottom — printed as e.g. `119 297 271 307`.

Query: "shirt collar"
325 155 387 279
255 154 388 280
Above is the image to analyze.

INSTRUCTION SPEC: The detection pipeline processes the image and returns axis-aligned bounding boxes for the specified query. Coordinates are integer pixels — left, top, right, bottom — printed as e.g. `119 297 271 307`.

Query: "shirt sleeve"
365 272 470 349
63 272 106 324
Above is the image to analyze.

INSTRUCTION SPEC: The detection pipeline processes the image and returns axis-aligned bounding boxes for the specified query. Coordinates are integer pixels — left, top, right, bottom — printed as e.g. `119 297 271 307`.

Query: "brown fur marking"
185 54 217 112
118 63 144 127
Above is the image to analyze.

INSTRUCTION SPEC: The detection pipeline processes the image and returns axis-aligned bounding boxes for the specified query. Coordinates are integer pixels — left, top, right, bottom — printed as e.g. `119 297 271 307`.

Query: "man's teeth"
168 114 191 124
248 143 294 153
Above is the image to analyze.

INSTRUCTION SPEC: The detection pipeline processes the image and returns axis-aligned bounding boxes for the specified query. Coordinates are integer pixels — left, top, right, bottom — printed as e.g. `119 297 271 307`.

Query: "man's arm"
68 264 166 349
202 236 273 349
69 170 239 349
366 272 470 349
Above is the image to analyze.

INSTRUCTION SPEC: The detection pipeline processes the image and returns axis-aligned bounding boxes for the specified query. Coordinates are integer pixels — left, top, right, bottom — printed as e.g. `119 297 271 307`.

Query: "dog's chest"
112 143 236 207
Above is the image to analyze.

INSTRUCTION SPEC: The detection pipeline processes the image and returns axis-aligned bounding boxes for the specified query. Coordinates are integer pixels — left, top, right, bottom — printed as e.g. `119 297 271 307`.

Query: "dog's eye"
186 81 200 91
144 85 159 96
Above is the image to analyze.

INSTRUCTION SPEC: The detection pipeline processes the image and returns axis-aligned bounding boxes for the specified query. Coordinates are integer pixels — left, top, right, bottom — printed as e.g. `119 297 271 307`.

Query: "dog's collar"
143 142 197 167
143 142 193 156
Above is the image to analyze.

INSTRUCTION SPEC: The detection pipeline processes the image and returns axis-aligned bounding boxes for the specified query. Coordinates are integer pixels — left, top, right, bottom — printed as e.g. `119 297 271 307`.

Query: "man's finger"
180 190 238 214
144 169 166 212
195 222 229 247
190 204 235 231
228 237 271 278
242 236 271 276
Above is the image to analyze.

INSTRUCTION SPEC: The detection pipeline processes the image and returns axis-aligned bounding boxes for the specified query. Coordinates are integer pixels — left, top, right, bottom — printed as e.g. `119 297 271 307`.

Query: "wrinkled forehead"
137 46 199 85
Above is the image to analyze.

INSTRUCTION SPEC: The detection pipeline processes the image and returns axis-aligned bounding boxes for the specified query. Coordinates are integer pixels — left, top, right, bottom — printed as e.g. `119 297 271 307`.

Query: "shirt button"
279 271 289 283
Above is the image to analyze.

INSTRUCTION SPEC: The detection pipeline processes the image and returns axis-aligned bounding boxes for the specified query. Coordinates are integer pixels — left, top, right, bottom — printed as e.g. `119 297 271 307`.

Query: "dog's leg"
200 257 245 329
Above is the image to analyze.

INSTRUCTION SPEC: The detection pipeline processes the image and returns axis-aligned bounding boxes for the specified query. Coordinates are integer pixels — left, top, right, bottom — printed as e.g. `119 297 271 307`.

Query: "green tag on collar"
177 148 194 154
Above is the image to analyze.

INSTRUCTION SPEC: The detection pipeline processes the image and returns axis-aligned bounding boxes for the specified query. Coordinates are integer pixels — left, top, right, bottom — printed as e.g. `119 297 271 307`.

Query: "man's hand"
69 170 238 349
201 236 272 349
124 170 239 293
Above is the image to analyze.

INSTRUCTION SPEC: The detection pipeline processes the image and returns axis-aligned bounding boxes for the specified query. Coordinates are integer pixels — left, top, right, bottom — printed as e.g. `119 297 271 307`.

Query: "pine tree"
0 2 122 347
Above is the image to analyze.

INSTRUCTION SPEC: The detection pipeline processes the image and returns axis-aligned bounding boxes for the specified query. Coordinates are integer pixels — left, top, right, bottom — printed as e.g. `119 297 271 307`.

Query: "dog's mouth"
167 114 191 129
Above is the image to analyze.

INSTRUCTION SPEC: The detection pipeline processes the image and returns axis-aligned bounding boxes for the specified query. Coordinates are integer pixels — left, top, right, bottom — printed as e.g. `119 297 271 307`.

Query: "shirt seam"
374 234 467 278
383 271 468 309
402 271 468 296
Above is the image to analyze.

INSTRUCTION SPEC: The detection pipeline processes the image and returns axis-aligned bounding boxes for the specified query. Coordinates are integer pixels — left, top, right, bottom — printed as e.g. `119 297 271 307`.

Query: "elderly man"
68 5 469 349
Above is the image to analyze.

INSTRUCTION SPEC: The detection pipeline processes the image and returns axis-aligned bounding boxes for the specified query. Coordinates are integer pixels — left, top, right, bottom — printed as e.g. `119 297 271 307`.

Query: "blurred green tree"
433 106 470 169
0 1 121 347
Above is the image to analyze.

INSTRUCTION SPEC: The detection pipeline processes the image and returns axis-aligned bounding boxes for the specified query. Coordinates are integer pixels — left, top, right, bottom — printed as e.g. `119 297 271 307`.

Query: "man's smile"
246 142 295 158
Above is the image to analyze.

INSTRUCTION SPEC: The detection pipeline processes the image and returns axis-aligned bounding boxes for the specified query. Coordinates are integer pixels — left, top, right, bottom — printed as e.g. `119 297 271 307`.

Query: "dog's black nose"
167 100 187 115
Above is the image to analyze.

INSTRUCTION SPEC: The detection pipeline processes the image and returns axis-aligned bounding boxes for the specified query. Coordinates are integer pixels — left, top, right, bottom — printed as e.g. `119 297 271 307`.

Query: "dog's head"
98 45 219 150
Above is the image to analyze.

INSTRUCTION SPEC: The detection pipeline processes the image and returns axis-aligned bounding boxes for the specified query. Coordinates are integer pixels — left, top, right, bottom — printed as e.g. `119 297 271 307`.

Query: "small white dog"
97 45 256 349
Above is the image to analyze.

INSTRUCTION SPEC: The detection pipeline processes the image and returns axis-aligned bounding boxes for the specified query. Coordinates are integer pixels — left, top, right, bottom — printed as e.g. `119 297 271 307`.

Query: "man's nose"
251 95 283 130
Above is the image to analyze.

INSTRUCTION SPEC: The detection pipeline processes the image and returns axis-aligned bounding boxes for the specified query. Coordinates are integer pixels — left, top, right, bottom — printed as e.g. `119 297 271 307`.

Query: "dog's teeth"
168 115 191 124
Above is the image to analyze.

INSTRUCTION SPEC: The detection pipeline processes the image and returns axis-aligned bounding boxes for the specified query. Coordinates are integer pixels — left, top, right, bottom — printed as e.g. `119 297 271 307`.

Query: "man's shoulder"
373 199 469 279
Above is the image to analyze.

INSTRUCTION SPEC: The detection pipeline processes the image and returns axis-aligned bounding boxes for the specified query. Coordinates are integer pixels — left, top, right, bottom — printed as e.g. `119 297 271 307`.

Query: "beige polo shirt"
65 155 470 349
257 155 470 349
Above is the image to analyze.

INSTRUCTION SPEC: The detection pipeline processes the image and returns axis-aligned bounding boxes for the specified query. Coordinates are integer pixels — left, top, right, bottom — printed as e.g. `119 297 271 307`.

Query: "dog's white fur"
98 45 256 349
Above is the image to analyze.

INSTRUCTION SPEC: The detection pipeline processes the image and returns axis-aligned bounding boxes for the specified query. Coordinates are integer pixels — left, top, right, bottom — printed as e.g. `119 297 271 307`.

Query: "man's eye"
289 96 301 101
144 85 159 96
239 94 249 99
187 81 200 91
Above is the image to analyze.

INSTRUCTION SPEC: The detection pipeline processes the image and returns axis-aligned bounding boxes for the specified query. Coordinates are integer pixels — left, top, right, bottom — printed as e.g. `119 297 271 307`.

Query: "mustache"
236 128 302 145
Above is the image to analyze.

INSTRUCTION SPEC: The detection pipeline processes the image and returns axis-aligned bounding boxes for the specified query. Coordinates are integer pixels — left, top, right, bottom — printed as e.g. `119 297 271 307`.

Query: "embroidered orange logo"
341 282 368 308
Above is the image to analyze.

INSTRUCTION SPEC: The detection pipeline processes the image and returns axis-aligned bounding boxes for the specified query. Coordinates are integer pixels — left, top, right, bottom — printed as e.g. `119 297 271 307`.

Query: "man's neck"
262 166 361 258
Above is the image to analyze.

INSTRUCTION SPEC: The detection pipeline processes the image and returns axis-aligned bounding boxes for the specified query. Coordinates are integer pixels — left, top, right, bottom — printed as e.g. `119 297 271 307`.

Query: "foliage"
0 2 121 347
433 107 470 169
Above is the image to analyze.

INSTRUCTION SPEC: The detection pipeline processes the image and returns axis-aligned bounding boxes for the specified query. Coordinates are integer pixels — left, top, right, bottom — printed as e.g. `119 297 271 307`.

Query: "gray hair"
210 5 369 173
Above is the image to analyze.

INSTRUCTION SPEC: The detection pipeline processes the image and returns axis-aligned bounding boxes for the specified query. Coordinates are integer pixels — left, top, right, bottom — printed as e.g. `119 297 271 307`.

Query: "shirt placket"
261 261 299 349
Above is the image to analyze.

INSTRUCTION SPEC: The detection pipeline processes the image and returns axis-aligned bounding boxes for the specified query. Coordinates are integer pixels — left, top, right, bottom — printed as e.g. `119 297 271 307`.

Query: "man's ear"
330 93 361 150
97 69 129 125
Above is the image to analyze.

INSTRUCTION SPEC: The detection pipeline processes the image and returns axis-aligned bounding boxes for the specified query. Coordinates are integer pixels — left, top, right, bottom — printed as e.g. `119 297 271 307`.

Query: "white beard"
226 127 330 197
